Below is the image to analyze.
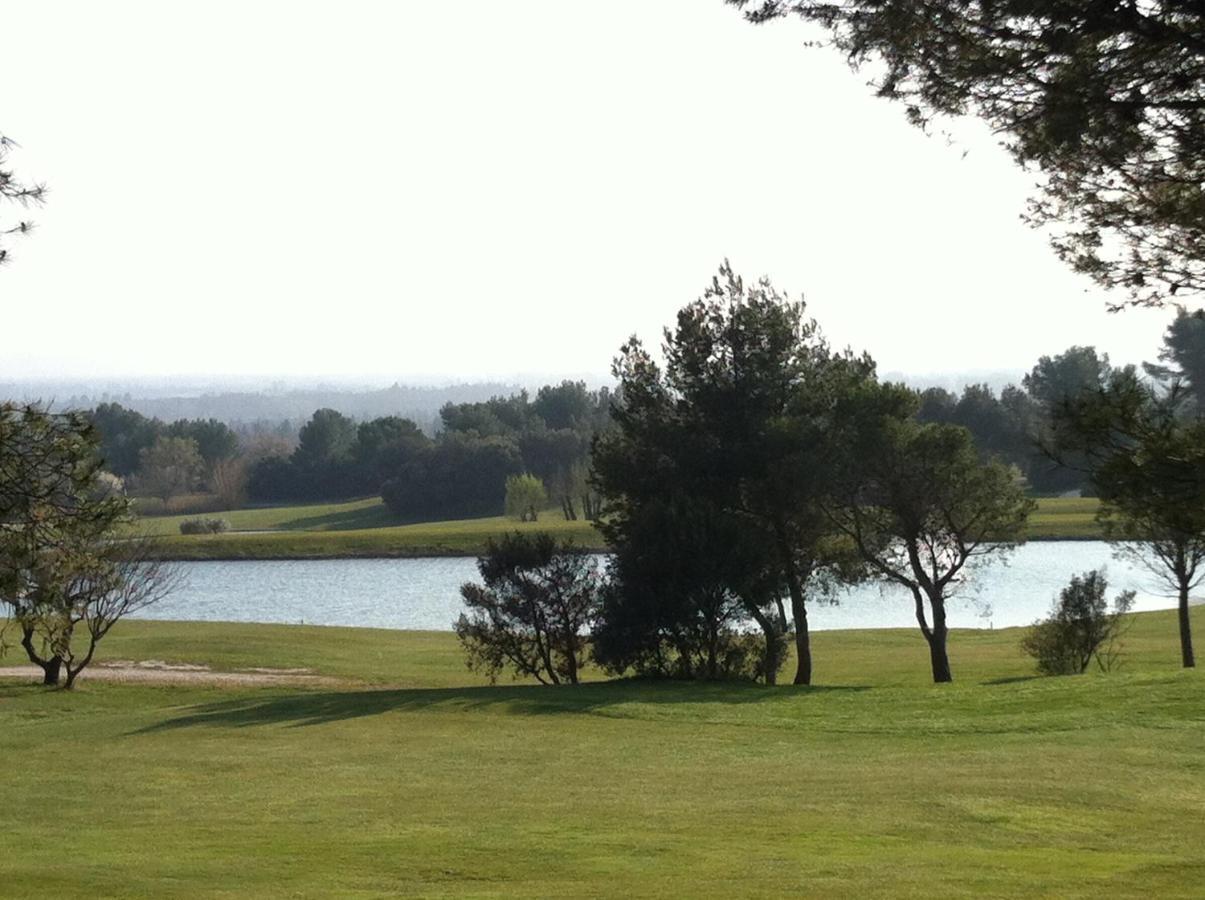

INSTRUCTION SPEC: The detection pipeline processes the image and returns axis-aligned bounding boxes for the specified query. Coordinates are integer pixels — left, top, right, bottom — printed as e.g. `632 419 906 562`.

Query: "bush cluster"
179 517 230 535
1021 570 1134 675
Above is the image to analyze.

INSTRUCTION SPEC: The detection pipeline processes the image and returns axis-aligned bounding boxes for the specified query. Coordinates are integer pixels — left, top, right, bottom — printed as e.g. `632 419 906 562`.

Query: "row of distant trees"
86 404 270 508
86 338 1196 523
244 382 612 521
84 382 613 521
915 314 1205 496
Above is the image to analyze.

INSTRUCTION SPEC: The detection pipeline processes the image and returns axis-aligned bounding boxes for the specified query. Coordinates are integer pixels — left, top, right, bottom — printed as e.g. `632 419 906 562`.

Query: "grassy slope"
2 610 1203 897
140 496 1103 560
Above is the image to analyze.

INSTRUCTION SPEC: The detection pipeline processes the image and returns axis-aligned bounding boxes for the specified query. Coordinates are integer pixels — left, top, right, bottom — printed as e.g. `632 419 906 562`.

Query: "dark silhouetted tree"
594 262 871 684
89 403 161 477
455 532 600 685
593 495 783 682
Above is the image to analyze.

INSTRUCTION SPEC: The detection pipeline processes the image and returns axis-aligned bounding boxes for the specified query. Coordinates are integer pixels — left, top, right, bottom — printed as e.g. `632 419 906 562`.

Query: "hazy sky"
1 0 1178 383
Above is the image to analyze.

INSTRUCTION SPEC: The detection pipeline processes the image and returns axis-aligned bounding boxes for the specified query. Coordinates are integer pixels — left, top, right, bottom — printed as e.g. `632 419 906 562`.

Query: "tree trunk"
925 628 952 683
564 638 579 685
19 625 63 686
926 593 953 684
746 606 779 685
764 632 778 686
783 570 811 686
772 526 812 686
1178 580 1196 669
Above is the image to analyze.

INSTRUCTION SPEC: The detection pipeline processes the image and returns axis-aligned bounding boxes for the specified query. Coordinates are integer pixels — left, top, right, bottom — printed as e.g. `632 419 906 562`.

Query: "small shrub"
179 517 230 535
456 532 599 685
1021 569 1135 675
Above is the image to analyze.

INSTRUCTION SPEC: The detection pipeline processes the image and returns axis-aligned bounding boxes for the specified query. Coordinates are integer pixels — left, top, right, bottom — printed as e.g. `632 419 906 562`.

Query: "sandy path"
0 659 340 687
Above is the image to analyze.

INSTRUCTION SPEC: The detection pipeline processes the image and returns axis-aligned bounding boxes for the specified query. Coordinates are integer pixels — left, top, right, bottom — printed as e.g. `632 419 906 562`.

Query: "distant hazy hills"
0 378 533 431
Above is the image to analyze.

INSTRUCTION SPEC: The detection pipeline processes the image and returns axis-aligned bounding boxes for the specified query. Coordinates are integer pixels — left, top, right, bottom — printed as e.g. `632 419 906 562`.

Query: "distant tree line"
244 382 613 522
81 383 613 521
916 347 1119 496
85 404 259 507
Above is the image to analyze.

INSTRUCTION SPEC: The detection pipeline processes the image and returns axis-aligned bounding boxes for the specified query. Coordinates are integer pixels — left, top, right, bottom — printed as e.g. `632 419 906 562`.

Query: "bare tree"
0 404 178 687
210 456 249 509
136 435 204 505
15 539 180 688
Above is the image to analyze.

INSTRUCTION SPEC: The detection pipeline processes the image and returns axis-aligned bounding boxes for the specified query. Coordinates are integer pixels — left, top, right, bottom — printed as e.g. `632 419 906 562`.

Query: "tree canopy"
730 1 1205 308
594 262 872 684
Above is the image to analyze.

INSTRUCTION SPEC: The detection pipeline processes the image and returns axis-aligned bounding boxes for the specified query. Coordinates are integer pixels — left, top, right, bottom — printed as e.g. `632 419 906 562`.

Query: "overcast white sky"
0 0 1178 383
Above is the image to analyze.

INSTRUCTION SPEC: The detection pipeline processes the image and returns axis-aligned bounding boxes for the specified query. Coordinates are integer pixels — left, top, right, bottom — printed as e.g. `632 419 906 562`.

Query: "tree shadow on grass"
274 504 402 532
981 675 1043 686
137 680 871 732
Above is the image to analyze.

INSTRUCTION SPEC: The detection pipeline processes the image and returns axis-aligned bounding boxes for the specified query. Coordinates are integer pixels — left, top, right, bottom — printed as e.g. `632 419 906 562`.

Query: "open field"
2 609 1202 897
1026 496 1103 540
138 496 1105 560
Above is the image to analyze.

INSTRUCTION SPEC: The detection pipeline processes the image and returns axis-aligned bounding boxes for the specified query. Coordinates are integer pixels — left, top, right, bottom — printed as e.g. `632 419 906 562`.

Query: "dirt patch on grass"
0 659 340 687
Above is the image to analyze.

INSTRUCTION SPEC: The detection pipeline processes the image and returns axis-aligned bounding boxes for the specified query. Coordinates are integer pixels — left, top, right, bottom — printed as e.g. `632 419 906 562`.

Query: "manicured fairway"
138 496 1105 559
2 609 1202 897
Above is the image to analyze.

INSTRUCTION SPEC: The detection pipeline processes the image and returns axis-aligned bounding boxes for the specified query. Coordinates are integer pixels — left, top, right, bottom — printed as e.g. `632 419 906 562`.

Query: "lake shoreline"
144 532 1103 562
135 497 1103 560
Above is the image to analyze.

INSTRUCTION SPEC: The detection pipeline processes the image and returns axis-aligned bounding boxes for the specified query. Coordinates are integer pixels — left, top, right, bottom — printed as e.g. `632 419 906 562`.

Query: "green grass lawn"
2 609 1202 897
139 496 1105 559
1026 496 1103 539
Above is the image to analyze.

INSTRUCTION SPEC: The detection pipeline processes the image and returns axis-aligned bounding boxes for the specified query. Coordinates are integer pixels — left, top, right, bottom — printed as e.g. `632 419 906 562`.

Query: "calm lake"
136 541 1190 632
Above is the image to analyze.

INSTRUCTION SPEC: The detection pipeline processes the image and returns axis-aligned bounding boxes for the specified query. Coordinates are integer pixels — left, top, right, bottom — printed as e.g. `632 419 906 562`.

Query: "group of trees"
590 264 1032 685
461 268 1204 687
247 382 611 522
1047 308 1205 669
0 405 174 688
83 383 614 524
87 404 247 506
916 346 1128 495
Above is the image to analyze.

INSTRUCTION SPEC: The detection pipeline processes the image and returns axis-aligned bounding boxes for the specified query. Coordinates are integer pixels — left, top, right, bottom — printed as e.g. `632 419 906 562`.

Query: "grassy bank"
139 496 1104 560
2 610 1202 897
